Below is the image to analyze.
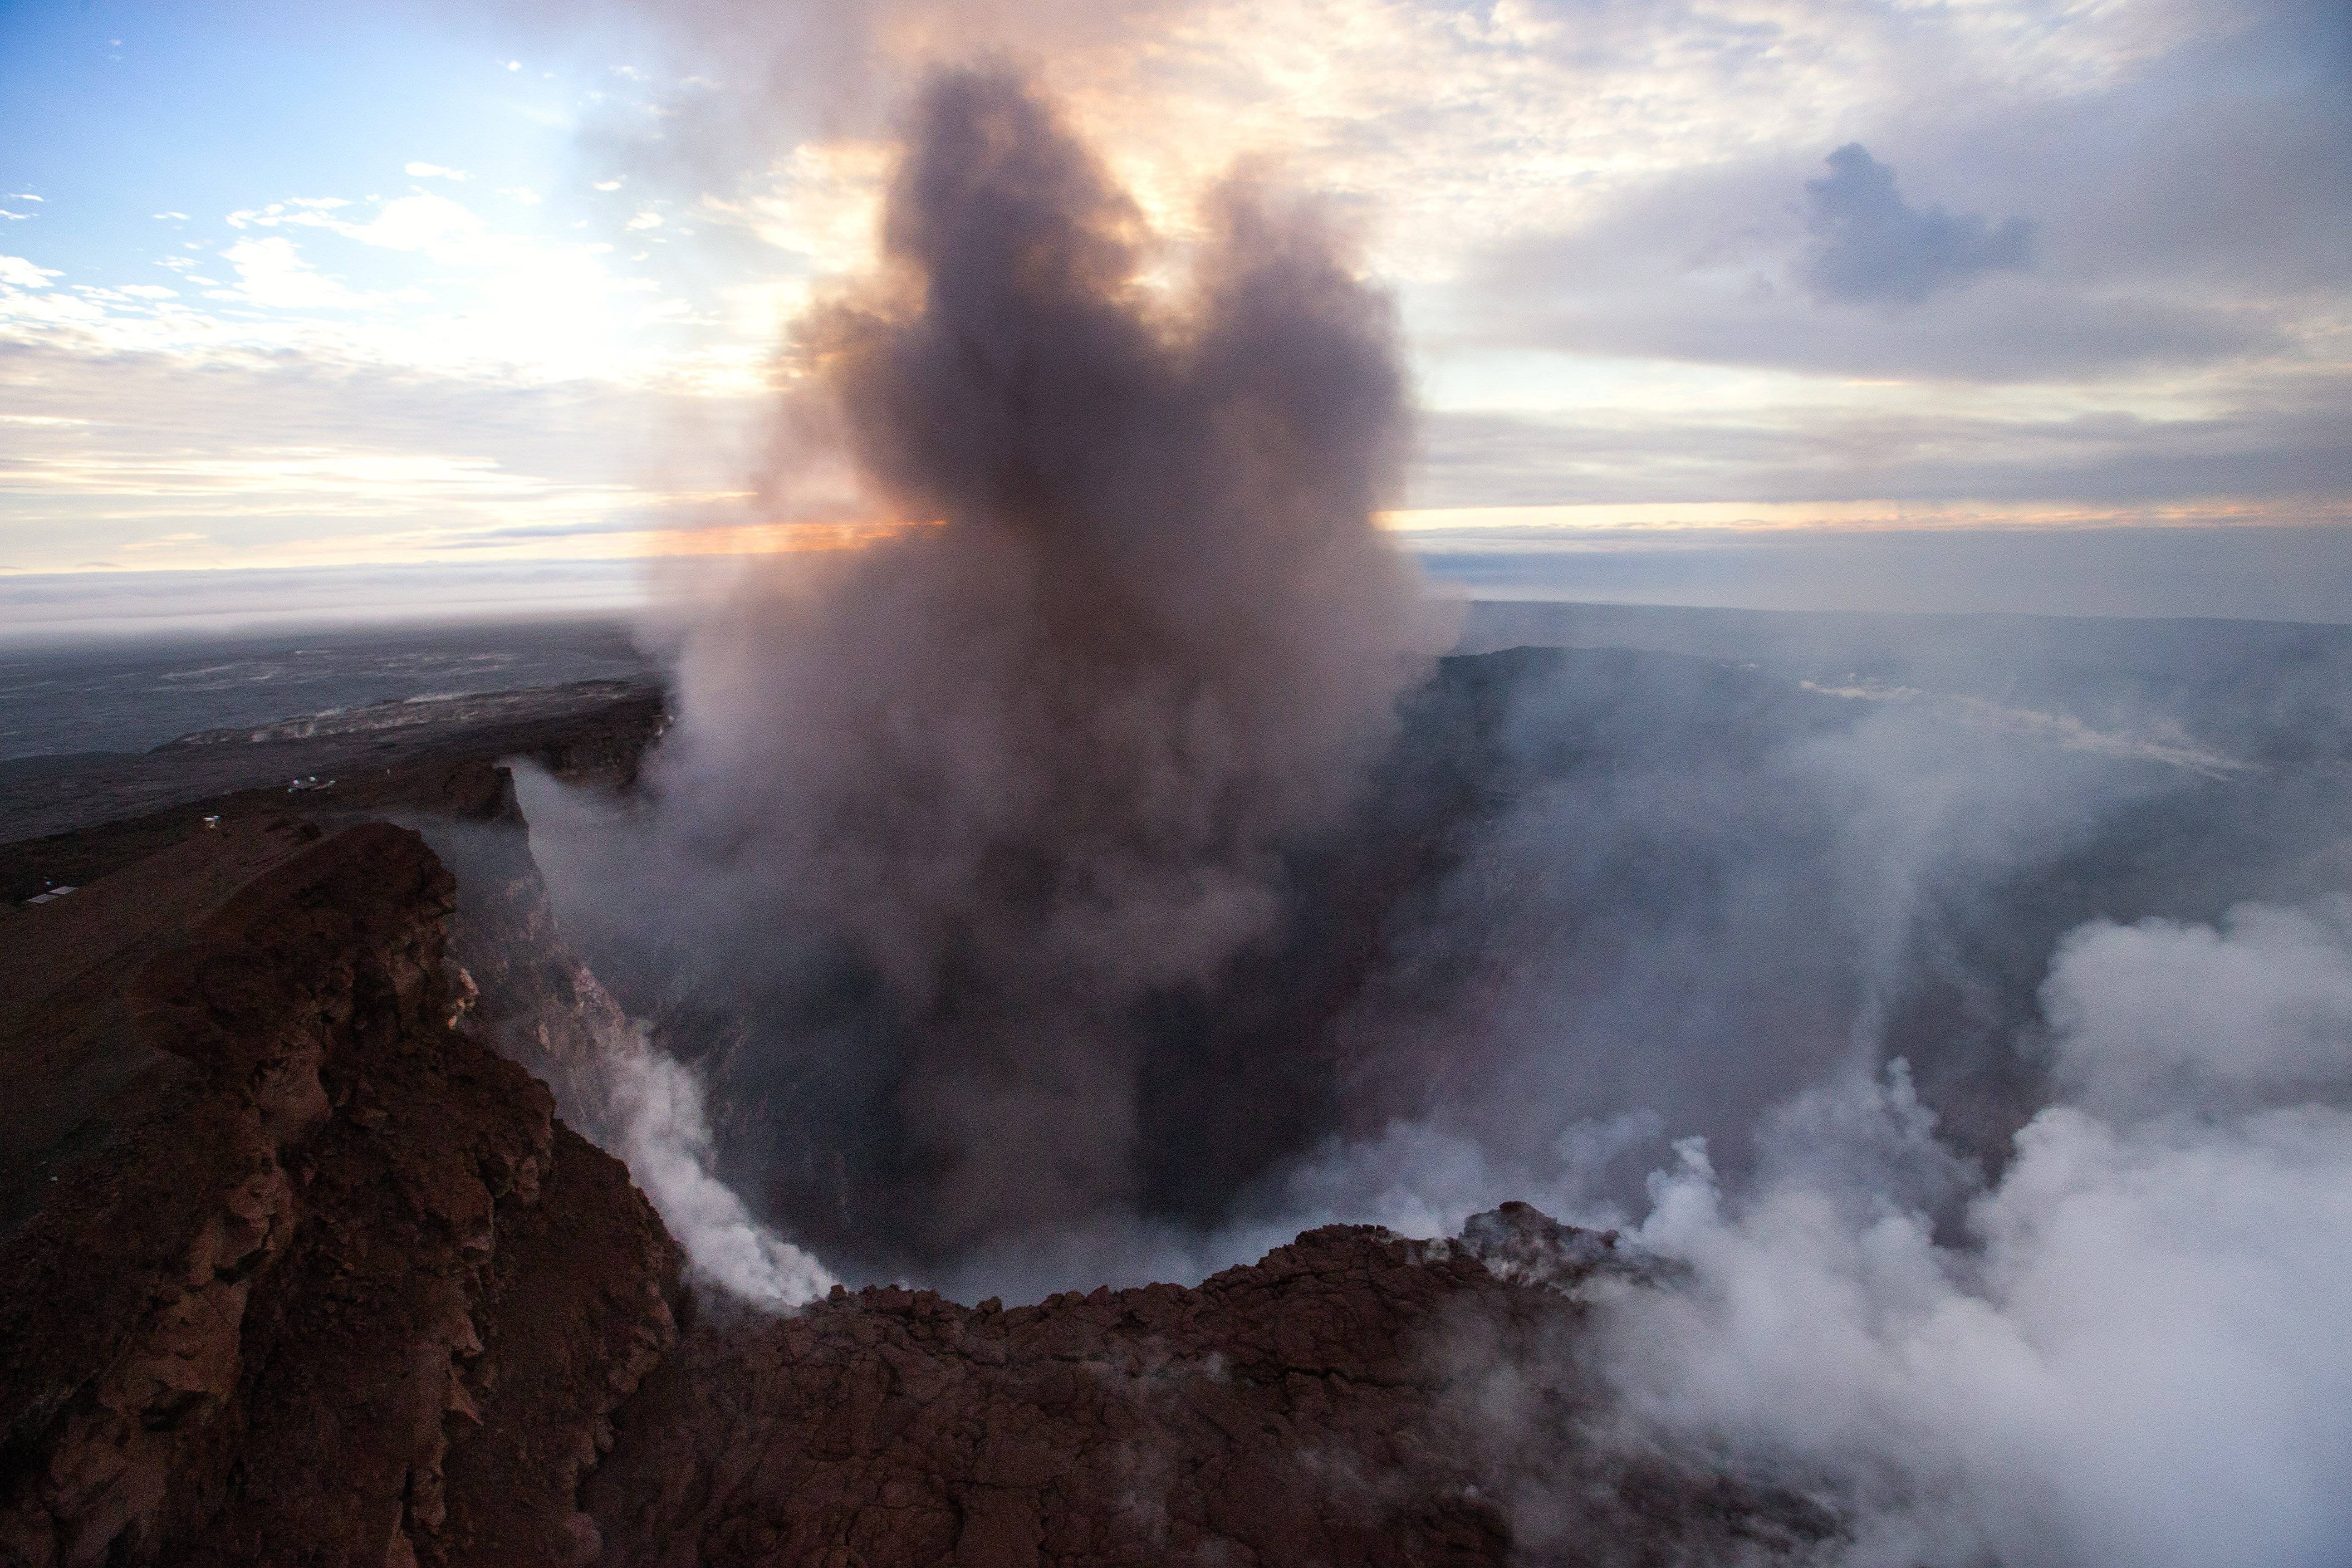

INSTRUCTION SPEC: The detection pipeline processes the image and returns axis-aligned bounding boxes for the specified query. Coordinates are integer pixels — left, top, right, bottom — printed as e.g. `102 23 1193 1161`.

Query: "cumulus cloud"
341 191 493 259
0 255 59 290
1800 143 2034 307
222 235 365 310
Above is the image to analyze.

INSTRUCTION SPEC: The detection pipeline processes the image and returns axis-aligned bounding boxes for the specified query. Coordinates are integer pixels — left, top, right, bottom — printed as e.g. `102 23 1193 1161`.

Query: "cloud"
6 0 2341 591
0 336 743 574
1465 156 2278 383
219 191 524 270
0 560 649 644
103 184 692 381
402 161 473 180
225 198 352 227
222 236 365 309
1409 360 2352 513
1800 143 2034 307
1402 523 2352 623
345 191 492 257
1441 0 2346 404
0 255 60 290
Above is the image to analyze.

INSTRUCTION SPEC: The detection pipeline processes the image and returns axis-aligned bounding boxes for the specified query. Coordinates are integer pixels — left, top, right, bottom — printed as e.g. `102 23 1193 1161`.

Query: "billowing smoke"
537 67 1431 1274
1141 642 2351 1566
480 31 2352 1562
412 813 838 1307
599 1025 840 1306
1582 896 2352 1568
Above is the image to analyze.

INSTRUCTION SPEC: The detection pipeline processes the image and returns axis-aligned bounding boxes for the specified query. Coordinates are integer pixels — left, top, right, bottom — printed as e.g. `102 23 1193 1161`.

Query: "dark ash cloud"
536 68 1437 1274
1800 142 2034 307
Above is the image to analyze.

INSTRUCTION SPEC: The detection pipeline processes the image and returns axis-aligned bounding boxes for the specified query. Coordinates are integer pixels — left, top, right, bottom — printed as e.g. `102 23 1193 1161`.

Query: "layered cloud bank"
4 0 2347 615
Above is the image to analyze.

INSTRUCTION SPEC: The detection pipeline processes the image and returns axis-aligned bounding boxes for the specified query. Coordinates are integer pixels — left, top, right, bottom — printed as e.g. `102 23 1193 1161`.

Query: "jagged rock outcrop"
3 748 1833 1568
420 768 647 1156
0 824 681 1568
583 1218 1828 1567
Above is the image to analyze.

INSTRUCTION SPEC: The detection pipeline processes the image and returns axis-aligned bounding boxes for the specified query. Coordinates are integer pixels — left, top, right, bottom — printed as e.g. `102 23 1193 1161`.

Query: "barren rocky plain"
0 668 1828 1568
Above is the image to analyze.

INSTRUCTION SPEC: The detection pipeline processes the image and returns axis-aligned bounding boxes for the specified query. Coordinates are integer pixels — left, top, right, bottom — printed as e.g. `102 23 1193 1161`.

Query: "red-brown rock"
0 824 681 1568
0 792 1832 1568
585 1218 1825 1567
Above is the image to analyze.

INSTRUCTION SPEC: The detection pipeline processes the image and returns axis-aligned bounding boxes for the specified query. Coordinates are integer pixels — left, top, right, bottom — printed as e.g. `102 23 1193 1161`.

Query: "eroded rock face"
584 1219 1828 1568
2 791 1831 1568
0 824 681 1568
423 782 648 1161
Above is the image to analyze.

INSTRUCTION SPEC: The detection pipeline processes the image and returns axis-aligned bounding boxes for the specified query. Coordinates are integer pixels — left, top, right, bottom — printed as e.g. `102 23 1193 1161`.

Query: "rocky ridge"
0 691 1839 1567
0 823 681 1567
587 1209 1823 1568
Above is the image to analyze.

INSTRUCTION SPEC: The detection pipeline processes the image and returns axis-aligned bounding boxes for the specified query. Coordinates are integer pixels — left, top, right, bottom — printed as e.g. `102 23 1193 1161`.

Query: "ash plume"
559 69 1432 1271
485 38 2352 1564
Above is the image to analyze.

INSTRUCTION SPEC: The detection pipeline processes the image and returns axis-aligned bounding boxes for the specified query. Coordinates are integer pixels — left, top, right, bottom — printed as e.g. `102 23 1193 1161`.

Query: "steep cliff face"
2 755 1833 1567
0 824 681 1568
583 1210 1826 1568
420 772 647 1157
373 779 1832 1567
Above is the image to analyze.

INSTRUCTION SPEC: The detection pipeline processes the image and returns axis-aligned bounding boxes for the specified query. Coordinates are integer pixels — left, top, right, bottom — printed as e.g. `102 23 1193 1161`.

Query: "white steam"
477 771 837 1316
1799 678 2256 780
603 1030 840 1309
1588 896 2352 1568
2044 899 2352 1120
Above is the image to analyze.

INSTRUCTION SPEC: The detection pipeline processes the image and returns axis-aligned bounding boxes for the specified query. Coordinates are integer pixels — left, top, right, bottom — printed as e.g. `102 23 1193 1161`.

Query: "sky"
1 0 2347 635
